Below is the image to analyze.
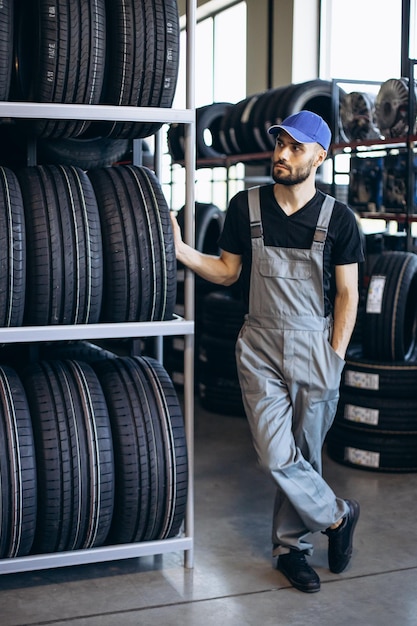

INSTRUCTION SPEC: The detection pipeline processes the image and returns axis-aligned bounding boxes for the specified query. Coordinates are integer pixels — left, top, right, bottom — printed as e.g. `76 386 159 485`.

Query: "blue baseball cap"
268 110 331 151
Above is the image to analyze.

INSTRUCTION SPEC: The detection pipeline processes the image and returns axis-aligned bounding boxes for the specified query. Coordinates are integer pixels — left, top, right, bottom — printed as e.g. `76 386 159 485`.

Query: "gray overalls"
235 187 348 556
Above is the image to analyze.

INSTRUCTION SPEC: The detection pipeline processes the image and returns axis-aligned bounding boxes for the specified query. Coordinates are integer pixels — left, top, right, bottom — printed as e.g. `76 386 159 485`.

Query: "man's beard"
272 157 315 186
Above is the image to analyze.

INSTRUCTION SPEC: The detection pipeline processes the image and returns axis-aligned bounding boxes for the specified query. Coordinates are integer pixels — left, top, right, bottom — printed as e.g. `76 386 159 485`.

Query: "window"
320 0 403 83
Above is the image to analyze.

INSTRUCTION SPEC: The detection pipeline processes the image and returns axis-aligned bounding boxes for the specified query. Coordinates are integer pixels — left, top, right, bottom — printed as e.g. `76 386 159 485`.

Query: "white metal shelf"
0 537 193 575
0 0 196 575
0 101 194 124
0 318 194 344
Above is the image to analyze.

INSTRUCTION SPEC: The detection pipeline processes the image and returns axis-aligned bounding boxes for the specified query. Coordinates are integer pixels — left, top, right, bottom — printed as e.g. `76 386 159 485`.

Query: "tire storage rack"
326 61 417 472
0 0 197 575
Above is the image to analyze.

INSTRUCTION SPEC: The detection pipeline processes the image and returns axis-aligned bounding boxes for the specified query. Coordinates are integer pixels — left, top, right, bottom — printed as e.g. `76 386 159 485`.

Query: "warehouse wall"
177 0 320 93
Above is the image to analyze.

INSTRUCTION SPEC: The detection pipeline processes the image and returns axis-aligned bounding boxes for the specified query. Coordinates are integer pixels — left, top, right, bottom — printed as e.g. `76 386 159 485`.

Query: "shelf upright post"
27 137 37 166
154 127 165 363
183 0 196 570
406 58 417 251
330 78 340 199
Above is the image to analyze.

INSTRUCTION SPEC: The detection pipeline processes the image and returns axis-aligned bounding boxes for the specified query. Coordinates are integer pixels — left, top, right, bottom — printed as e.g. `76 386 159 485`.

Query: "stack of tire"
198 289 246 416
0 0 180 330
0 163 177 328
0 352 187 559
327 251 417 472
167 79 343 162
167 102 234 163
0 0 180 168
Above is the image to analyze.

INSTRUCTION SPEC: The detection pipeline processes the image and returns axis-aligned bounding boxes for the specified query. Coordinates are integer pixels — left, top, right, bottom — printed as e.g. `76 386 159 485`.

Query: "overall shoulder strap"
248 187 263 239
313 194 335 247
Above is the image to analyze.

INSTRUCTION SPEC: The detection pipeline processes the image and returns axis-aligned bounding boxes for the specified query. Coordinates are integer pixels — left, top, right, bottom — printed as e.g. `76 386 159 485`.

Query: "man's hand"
170 211 185 259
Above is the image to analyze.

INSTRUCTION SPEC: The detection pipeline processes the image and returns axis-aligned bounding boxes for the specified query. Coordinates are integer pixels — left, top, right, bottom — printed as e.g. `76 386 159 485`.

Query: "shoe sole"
277 562 321 593
329 499 360 574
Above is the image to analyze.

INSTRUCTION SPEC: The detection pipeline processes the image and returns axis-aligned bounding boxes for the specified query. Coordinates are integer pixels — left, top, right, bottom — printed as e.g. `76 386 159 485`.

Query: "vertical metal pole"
132 138 143 165
154 127 164 363
406 59 416 251
330 79 339 199
155 126 164 180
184 0 196 570
267 0 274 89
27 138 37 166
401 0 412 76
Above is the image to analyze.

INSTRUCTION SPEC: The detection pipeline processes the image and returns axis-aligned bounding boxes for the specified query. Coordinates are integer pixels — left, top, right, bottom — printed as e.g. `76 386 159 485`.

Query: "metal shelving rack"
0 0 197 574
329 66 417 252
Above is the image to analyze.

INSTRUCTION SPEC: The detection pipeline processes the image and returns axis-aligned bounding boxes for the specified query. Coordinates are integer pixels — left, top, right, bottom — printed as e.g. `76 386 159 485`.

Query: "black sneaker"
324 499 360 573
277 550 321 593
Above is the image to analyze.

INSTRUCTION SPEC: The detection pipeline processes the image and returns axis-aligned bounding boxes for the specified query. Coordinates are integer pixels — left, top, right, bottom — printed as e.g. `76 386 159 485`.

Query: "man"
170 110 364 593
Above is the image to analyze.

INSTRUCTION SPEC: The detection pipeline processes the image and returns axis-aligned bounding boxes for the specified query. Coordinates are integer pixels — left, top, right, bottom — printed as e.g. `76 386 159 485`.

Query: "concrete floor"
1 396 416 626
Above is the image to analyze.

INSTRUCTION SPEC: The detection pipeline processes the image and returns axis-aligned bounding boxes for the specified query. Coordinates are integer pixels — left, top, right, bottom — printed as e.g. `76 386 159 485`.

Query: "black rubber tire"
88 165 176 322
0 0 13 101
0 167 26 327
39 340 117 363
326 421 417 473
280 79 343 132
0 122 33 169
37 138 132 169
166 123 184 162
247 89 276 152
363 251 417 362
13 0 106 138
336 389 417 432
198 374 245 417
202 290 246 339
237 93 270 154
93 355 187 542
168 102 233 162
93 356 164 543
218 96 256 156
89 165 150 322
176 202 225 256
164 336 189 391
197 290 246 417
92 0 180 139
17 165 103 326
23 359 115 553
138 356 188 539
0 344 35 373
199 102 231 159
260 85 293 151
343 346 417 399
199 333 238 378
0 365 37 558
218 97 250 155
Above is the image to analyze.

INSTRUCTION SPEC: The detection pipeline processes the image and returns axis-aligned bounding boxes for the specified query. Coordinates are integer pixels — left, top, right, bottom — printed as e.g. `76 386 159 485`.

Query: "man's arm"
331 263 359 359
170 212 242 286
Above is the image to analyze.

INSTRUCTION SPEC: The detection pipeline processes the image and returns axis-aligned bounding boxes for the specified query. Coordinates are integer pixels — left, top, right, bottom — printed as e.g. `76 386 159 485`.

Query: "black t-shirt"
218 185 365 316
